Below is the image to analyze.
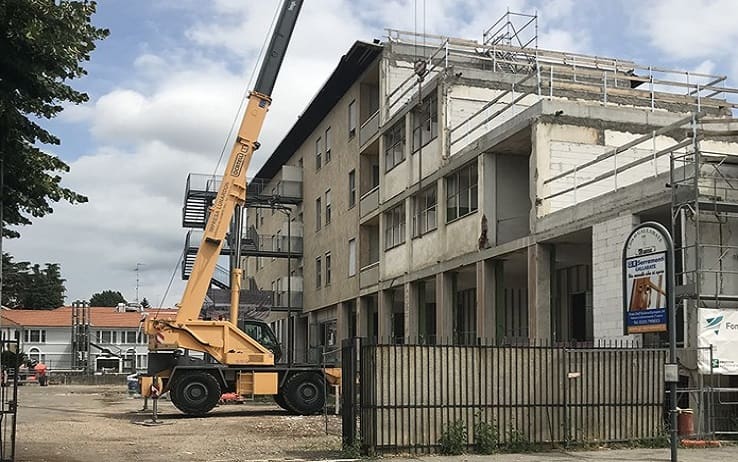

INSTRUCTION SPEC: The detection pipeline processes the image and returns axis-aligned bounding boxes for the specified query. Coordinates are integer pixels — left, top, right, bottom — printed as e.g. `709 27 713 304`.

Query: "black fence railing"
1 338 20 462
342 338 669 455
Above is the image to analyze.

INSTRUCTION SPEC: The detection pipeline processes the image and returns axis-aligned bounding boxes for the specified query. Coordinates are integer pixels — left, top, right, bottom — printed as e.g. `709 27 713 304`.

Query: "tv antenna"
134 263 145 302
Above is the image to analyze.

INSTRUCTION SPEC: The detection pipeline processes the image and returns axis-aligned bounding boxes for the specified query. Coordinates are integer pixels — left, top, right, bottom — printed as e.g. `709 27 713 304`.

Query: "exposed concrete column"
527 243 552 340
480 153 497 246
529 122 549 232
337 301 351 344
435 272 454 342
404 281 419 340
377 289 393 341
355 297 368 338
476 259 496 341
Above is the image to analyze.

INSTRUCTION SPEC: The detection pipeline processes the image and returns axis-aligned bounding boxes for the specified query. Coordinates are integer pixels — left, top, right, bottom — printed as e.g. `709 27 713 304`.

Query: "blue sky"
7 0 738 306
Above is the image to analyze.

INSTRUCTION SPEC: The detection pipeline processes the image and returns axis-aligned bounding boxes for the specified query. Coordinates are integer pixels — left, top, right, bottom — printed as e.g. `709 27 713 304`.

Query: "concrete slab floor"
386 447 738 462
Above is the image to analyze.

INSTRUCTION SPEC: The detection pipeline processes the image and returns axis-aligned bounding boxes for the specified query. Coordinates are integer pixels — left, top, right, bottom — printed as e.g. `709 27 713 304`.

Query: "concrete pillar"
494 260 505 339
356 296 368 337
480 153 497 246
435 272 454 342
527 243 552 340
404 281 419 340
378 290 393 341
337 301 351 344
476 259 496 341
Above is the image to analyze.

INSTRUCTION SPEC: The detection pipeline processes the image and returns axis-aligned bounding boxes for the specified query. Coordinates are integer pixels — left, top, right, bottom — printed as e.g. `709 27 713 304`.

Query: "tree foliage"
1 253 66 309
89 290 126 307
0 0 109 237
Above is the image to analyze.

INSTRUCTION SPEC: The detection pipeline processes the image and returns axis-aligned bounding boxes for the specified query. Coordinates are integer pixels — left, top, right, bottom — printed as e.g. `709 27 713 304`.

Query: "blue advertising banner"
623 225 670 335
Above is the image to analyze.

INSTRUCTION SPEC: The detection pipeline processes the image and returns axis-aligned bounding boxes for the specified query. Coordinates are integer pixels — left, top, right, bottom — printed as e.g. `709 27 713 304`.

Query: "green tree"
0 0 109 238
90 290 126 307
1 253 65 309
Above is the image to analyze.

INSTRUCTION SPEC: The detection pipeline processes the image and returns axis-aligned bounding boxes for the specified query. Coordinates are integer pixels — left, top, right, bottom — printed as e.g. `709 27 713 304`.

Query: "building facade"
230 26 738 377
1 306 175 372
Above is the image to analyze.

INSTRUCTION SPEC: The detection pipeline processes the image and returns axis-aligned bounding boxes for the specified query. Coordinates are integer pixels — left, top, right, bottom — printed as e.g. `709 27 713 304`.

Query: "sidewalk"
386 446 738 462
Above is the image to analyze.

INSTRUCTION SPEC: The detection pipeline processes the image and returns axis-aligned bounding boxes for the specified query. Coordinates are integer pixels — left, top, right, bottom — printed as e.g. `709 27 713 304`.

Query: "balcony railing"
245 226 303 255
360 185 380 218
359 261 380 289
360 110 380 146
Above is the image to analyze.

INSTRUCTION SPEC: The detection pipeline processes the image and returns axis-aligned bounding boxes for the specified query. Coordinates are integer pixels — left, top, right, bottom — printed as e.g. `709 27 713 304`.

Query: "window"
28 348 45 364
320 320 337 347
255 210 259 229
384 203 406 249
316 257 322 288
325 190 332 224
136 354 146 369
384 120 405 171
315 197 322 231
125 331 137 344
412 91 438 151
348 170 356 208
138 331 146 344
325 127 332 163
24 329 46 343
446 162 479 222
348 238 357 276
325 252 332 286
315 136 322 170
96 330 112 344
413 185 438 236
348 100 357 137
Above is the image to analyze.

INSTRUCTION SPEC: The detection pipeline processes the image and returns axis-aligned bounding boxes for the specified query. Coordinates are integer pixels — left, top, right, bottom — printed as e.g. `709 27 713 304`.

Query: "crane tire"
170 371 221 416
281 372 325 415
273 392 290 411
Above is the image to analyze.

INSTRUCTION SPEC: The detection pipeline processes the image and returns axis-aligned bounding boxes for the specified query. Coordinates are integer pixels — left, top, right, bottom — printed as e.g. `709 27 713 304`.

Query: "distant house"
0 305 177 372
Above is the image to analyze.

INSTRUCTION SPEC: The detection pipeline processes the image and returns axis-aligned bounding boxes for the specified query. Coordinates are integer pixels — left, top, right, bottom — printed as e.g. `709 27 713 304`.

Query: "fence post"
341 337 357 451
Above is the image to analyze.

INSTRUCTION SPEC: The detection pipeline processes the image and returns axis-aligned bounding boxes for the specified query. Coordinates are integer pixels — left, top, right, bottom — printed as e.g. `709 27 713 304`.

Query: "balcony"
359 186 380 218
249 165 303 204
359 262 380 289
359 110 379 147
242 226 303 258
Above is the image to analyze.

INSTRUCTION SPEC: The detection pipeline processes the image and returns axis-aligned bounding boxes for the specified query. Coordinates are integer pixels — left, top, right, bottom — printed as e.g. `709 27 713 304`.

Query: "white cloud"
630 0 738 60
7 0 594 308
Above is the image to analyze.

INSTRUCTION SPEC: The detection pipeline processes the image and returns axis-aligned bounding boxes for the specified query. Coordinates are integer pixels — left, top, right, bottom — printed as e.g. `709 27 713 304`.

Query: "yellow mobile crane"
142 0 335 416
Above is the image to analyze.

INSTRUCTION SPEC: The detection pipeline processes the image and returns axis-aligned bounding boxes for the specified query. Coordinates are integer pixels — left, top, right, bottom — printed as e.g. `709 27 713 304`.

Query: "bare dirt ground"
15 384 342 462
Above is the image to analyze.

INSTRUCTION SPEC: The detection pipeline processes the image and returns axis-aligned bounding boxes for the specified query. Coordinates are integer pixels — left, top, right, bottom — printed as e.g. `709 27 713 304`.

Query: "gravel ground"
14 384 342 462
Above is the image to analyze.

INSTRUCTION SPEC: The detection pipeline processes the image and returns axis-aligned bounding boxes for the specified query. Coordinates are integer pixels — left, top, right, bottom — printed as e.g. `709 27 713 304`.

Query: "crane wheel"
281 372 325 415
170 371 221 416
273 393 289 411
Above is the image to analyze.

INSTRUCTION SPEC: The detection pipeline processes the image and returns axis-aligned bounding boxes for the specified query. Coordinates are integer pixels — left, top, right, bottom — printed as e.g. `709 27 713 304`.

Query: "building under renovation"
182 13 738 406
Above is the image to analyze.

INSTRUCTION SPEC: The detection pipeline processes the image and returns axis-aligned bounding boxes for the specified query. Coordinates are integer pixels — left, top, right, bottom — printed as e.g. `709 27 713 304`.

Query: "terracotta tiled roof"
0 306 178 328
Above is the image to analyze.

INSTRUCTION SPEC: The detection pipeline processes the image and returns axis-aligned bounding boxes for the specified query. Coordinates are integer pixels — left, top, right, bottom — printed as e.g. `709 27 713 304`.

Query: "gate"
0 338 20 462
342 339 668 455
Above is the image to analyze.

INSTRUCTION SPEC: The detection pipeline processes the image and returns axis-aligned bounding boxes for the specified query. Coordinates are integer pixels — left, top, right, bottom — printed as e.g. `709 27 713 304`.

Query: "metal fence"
1 338 20 462
342 338 669 455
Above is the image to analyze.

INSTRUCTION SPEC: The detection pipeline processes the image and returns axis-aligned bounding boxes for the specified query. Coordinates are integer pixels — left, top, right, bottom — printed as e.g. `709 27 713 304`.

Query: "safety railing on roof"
538 113 703 216
384 29 738 158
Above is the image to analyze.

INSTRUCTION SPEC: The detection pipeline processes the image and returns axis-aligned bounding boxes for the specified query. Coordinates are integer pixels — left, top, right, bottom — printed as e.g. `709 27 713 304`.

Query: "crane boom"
145 0 303 364
177 0 302 324
140 1 342 417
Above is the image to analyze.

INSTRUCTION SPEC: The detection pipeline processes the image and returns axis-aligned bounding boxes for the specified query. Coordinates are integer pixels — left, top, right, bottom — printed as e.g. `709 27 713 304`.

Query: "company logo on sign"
705 315 724 335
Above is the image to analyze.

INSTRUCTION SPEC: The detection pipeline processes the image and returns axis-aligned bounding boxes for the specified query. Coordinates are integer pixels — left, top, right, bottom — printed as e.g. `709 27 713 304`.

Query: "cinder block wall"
592 214 640 343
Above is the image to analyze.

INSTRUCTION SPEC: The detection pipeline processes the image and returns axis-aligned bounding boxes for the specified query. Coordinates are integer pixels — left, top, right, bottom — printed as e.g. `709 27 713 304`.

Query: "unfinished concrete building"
226 13 738 404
